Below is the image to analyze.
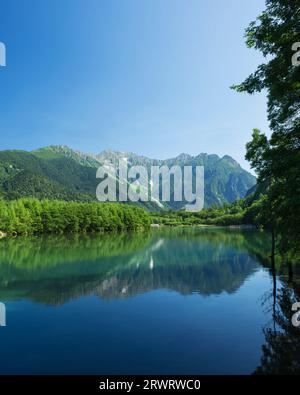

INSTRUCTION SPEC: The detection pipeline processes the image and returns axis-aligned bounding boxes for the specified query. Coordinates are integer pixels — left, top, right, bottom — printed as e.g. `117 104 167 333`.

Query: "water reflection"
1 227 300 374
254 265 300 374
0 228 270 305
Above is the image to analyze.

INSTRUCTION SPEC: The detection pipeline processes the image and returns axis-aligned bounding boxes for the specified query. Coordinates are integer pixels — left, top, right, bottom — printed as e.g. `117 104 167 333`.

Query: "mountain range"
0 145 256 210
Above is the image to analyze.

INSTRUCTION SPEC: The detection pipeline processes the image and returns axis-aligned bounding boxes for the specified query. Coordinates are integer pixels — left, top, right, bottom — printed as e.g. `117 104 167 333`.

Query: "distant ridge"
0 145 256 209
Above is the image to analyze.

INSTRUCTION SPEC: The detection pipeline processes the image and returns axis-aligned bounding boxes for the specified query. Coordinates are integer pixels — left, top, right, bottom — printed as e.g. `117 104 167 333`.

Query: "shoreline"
0 223 259 238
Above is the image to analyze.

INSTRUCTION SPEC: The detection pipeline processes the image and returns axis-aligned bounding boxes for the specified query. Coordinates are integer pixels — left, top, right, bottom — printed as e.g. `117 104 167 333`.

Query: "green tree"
232 0 300 258
0 199 151 236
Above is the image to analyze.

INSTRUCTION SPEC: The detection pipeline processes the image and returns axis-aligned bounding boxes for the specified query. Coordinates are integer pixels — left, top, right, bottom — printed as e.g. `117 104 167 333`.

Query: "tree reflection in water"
254 261 300 375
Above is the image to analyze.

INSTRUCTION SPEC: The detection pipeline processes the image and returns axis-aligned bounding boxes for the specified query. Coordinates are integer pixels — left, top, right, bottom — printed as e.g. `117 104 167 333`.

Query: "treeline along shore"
0 196 298 264
0 194 262 236
0 198 151 236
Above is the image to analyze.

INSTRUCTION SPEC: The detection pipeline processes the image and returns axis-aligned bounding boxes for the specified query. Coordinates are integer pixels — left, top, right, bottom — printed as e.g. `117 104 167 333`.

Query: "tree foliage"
151 196 264 227
0 199 151 235
232 0 300 257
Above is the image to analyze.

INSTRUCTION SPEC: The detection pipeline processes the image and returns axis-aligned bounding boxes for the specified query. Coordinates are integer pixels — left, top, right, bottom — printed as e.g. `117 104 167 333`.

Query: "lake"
0 227 299 374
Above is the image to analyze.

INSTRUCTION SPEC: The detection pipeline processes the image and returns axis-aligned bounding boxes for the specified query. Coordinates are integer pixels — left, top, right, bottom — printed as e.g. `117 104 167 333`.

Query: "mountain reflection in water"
0 228 270 304
1 227 299 374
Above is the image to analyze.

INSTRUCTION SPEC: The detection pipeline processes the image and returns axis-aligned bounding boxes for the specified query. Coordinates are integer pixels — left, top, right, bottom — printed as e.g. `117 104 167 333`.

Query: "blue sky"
0 0 269 172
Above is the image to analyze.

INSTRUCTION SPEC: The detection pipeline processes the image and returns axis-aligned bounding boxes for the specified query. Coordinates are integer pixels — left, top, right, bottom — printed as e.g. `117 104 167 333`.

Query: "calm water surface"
0 227 299 374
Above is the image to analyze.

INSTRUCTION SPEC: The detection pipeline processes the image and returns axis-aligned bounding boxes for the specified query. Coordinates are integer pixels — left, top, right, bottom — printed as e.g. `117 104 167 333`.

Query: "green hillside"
0 145 256 209
97 150 256 207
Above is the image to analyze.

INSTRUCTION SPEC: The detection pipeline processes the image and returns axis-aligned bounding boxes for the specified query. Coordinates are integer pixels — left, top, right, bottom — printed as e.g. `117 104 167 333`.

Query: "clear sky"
0 0 269 173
